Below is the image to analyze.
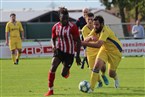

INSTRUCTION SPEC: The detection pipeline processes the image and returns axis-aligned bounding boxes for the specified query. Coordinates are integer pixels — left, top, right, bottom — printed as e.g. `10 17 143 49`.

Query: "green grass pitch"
0 57 145 97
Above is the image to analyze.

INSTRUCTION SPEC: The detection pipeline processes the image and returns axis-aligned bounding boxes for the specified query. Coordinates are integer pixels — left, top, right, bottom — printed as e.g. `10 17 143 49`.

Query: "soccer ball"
78 80 90 93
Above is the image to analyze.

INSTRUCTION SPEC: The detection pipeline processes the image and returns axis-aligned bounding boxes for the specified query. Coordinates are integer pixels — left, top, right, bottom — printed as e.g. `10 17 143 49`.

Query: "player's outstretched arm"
81 40 103 48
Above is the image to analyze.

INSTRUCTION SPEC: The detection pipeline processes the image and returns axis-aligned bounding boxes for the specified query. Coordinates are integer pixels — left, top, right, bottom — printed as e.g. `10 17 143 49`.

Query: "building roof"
0 8 120 23
1 9 82 22
69 8 100 20
1 9 50 22
69 11 82 20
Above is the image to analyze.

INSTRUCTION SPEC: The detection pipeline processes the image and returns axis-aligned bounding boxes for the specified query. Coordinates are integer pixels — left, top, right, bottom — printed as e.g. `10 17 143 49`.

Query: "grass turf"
0 57 145 97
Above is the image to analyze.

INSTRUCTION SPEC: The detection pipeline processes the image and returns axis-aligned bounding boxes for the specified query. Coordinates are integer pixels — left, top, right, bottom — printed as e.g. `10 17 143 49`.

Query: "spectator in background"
76 8 90 69
132 19 145 39
76 8 89 29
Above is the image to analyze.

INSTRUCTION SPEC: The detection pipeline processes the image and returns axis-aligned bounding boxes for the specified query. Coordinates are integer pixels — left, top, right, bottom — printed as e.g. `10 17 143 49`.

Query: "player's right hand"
5 41 9 46
52 46 56 53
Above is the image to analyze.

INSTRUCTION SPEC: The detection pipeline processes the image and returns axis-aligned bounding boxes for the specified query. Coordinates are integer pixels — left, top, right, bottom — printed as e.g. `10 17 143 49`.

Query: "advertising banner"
0 39 145 58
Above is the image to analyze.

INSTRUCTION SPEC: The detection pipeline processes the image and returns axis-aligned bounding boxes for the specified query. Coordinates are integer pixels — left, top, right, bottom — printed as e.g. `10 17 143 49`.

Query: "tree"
100 0 145 37
100 0 131 37
136 0 145 21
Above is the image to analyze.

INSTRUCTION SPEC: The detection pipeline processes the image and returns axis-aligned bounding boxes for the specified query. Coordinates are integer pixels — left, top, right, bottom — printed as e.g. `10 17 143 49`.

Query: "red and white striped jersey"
52 22 80 54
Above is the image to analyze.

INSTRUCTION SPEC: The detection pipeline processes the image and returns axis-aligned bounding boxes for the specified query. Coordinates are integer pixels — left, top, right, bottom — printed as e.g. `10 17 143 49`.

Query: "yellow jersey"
82 25 92 40
5 21 24 38
90 26 122 52
82 25 99 56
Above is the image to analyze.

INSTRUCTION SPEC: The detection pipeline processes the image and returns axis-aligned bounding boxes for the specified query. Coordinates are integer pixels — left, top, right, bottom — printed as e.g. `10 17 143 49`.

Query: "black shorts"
53 49 74 68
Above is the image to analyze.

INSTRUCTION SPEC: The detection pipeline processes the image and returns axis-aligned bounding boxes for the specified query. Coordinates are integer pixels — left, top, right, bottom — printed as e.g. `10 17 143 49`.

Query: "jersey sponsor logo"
11 28 19 31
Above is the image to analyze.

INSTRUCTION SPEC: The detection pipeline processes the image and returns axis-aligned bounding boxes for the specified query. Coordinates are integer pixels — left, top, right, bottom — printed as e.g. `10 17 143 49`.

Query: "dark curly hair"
94 15 104 25
59 7 68 16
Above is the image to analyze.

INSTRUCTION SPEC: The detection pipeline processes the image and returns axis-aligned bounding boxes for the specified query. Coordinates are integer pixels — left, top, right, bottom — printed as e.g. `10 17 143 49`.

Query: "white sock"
49 87 53 90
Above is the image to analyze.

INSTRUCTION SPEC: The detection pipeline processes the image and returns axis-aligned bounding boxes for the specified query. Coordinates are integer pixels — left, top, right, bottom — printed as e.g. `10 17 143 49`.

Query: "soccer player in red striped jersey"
44 7 81 96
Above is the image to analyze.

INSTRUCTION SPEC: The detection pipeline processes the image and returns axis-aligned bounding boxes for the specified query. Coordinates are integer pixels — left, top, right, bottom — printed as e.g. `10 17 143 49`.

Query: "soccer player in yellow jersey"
82 15 122 92
5 13 24 64
82 13 109 88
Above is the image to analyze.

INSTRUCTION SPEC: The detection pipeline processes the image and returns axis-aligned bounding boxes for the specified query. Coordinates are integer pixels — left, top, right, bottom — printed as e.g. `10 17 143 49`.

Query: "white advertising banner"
0 39 145 58
0 42 53 58
121 39 145 56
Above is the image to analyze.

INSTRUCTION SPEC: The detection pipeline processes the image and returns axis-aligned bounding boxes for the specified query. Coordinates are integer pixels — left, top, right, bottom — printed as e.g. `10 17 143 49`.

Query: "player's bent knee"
11 50 15 54
61 72 67 77
17 49 22 53
109 71 116 78
61 71 69 78
19 50 22 54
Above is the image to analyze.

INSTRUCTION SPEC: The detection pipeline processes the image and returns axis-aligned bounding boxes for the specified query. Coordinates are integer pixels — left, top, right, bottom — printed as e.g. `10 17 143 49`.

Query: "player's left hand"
22 37 25 41
76 56 81 66
91 36 98 41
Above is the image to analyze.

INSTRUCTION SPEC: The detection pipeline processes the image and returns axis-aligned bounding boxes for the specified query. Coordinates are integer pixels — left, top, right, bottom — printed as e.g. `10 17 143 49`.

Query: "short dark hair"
87 13 94 17
94 15 104 24
59 7 68 16
10 13 16 17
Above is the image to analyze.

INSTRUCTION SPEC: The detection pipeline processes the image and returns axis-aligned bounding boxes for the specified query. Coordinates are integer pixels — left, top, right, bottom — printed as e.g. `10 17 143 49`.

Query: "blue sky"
1 0 105 10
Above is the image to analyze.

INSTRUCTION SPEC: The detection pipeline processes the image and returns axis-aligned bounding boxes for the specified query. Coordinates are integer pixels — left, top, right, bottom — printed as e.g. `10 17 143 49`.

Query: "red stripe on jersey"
52 22 79 54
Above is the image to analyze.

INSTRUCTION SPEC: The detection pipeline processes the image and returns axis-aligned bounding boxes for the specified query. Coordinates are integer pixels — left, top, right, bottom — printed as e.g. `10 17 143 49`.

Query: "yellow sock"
16 53 21 60
90 72 100 90
11 54 16 63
